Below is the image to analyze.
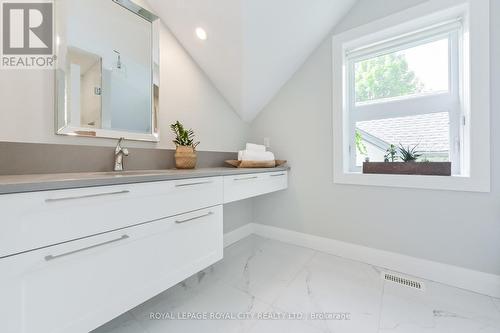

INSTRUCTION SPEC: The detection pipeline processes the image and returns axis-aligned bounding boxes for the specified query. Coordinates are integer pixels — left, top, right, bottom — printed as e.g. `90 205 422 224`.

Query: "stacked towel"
238 150 275 161
245 143 266 152
238 143 275 161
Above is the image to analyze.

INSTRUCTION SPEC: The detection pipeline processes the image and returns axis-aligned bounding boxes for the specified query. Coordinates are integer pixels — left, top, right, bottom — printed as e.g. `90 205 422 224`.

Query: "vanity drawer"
223 171 288 203
0 205 223 333
0 176 223 258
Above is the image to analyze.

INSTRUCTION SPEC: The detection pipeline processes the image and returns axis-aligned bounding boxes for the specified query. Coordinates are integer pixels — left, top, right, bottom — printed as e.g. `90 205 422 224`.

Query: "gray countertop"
0 167 290 195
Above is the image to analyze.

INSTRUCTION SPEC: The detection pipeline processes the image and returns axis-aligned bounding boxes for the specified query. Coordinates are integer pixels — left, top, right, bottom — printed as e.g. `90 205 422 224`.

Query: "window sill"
333 172 490 192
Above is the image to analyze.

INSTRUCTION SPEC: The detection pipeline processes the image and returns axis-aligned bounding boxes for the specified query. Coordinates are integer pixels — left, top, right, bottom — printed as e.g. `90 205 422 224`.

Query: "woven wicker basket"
175 146 197 169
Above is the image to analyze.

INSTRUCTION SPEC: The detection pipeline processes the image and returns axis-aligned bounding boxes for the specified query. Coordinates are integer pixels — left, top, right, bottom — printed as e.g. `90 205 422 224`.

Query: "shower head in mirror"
113 50 122 69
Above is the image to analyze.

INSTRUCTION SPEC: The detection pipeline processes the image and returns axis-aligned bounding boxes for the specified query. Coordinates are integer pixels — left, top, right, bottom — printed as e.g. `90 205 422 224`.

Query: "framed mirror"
55 0 160 142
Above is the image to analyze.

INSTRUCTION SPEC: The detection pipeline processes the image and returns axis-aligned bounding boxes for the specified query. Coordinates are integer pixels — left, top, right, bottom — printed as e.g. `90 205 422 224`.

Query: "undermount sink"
90 170 169 177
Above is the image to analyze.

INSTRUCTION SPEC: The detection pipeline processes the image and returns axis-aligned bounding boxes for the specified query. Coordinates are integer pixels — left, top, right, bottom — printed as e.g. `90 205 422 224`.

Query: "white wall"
250 0 500 275
0 1 252 232
0 4 250 152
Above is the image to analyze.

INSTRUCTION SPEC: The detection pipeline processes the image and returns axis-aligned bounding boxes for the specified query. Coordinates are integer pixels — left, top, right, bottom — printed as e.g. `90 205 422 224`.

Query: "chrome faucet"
114 138 129 171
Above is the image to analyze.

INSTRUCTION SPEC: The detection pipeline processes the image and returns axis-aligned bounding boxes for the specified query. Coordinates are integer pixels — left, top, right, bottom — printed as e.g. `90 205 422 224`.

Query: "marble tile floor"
93 235 500 333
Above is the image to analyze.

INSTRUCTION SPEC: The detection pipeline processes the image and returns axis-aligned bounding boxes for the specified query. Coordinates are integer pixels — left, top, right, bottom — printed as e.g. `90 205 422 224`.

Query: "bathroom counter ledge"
0 167 290 195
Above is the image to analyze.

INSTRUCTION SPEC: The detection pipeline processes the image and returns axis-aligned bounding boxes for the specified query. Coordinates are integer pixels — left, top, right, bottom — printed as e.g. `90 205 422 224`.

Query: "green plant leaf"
170 121 199 149
398 143 422 162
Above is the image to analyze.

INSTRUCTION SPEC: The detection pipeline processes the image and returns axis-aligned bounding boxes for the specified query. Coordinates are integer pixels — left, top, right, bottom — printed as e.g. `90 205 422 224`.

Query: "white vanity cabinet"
0 206 222 333
223 171 288 203
0 176 223 258
0 169 288 333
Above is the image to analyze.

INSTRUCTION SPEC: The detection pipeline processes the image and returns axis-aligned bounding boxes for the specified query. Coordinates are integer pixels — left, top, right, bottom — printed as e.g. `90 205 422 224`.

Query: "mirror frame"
55 0 160 142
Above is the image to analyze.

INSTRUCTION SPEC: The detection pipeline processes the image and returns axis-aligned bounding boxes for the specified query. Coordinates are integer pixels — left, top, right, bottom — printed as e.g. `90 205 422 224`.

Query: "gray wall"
250 0 500 275
224 199 254 234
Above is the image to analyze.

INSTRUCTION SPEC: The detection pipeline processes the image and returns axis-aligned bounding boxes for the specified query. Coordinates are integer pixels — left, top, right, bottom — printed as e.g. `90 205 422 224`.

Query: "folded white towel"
246 143 266 152
239 150 275 161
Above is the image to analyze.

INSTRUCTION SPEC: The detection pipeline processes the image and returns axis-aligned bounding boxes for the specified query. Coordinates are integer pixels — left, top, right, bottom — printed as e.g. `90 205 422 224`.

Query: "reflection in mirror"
56 0 159 141
67 47 102 129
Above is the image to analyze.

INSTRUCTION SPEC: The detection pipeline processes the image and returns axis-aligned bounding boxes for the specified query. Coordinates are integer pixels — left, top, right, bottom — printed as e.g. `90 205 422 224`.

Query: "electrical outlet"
264 137 270 148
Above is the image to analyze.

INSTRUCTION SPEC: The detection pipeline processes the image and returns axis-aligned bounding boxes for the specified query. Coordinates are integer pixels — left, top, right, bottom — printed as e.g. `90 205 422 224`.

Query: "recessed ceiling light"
195 27 208 41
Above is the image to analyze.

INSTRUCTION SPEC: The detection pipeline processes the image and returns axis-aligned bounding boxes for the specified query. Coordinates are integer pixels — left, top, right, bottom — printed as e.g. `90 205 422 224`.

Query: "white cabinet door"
0 176 223 258
223 171 288 203
0 206 223 333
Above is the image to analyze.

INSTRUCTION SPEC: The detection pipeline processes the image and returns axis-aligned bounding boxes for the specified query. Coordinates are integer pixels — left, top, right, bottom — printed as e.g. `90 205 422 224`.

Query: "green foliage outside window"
355 53 423 103
355 130 368 156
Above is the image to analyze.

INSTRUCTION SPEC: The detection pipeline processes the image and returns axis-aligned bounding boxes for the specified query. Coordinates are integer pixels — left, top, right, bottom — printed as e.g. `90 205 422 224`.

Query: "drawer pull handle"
234 176 258 181
45 190 130 203
44 235 129 261
175 181 213 188
176 211 214 224
270 173 286 177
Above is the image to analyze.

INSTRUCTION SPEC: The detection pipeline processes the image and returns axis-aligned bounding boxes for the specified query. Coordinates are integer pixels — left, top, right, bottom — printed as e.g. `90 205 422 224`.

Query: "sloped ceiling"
147 0 358 122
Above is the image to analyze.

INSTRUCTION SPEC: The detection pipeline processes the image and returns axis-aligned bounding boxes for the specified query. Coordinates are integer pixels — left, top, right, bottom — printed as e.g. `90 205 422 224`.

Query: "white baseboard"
223 223 255 248
226 223 500 298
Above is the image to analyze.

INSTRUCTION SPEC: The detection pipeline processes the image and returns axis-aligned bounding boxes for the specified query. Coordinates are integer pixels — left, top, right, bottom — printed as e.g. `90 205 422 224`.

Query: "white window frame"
332 0 490 192
347 26 461 174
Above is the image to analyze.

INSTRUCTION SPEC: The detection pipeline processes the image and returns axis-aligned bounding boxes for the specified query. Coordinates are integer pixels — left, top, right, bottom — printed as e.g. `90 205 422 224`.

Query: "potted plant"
398 144 422 162
170 121 200 169
363 143 451 176
384 144 398 162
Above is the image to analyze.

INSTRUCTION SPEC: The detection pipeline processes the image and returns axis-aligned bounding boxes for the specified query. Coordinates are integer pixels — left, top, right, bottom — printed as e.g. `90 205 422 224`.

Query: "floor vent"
383 272 425 291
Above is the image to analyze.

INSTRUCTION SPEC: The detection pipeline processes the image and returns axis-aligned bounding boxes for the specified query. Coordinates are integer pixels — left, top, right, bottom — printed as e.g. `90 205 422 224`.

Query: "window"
347 24 461 174
354 38 450 104
332 0 491 192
